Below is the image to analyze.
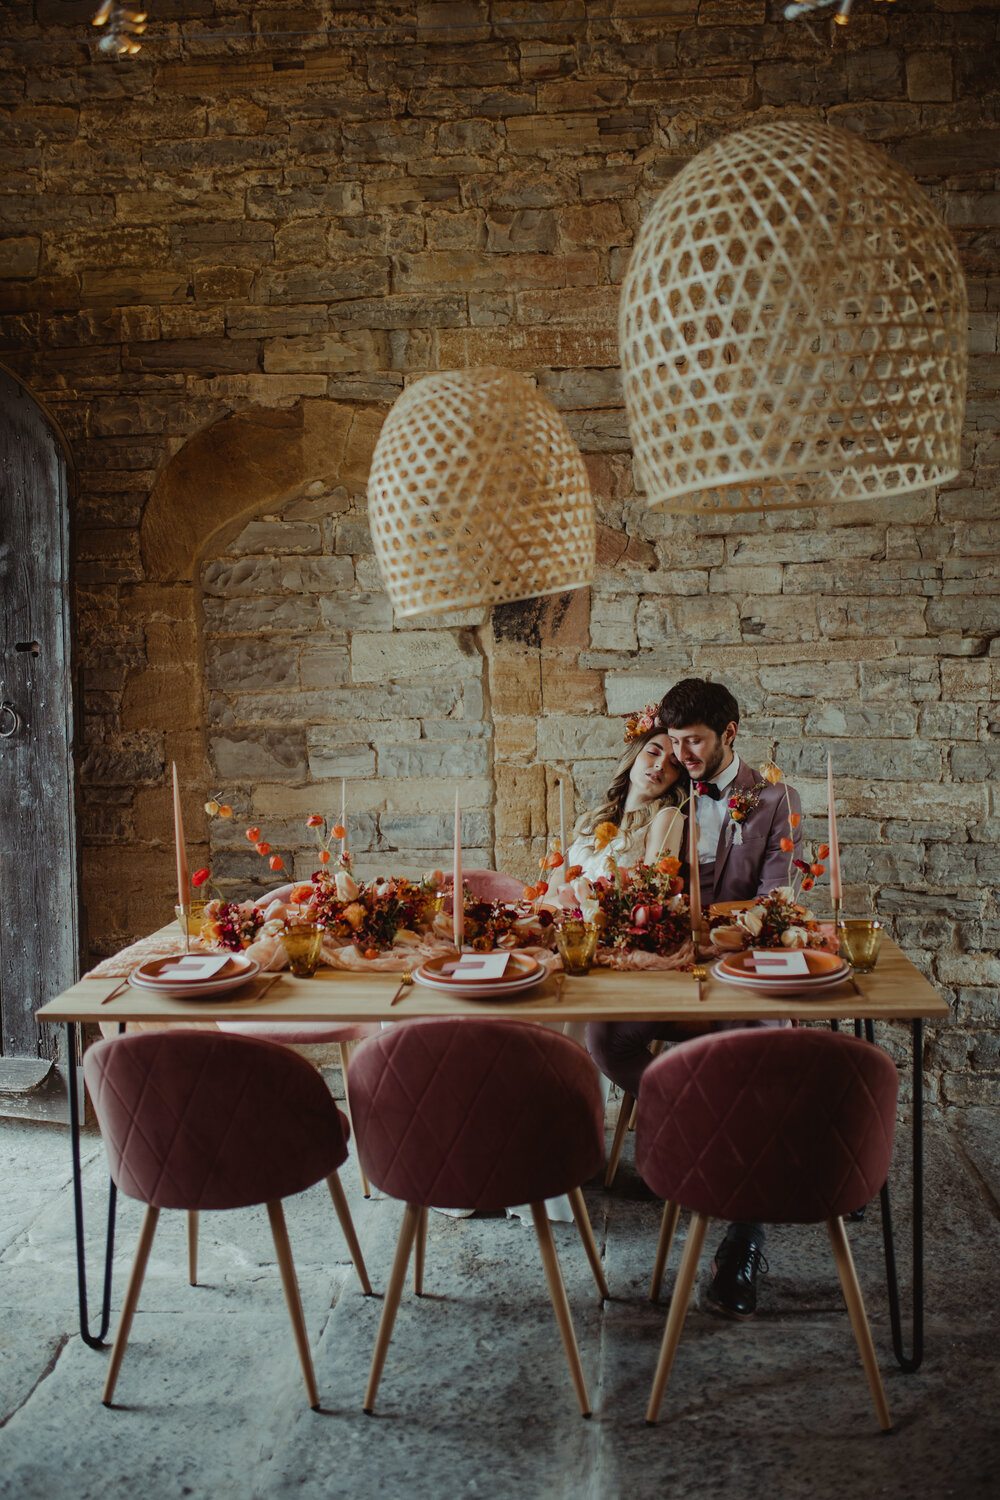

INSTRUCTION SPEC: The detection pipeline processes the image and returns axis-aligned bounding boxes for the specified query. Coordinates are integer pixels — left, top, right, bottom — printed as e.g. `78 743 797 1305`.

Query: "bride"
548 723 687 893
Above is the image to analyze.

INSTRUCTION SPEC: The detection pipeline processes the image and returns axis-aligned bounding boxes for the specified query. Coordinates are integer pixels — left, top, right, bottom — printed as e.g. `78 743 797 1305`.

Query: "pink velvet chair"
84 1029 373 1409
224 884 380 1198
635 1028 898 1429
447 868 527 904
348 1017 608 1417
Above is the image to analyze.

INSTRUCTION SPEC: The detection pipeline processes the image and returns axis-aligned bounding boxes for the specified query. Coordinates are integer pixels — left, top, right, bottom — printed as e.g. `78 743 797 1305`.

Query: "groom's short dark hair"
658 678 740 736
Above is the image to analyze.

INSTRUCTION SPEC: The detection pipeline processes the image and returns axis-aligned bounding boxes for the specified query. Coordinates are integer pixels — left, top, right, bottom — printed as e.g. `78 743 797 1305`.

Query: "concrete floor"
2 1087 999 1500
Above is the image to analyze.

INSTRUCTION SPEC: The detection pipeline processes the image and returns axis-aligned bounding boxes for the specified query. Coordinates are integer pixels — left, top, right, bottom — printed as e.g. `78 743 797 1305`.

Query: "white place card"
156 954 232 982
749 949 810 976
450 953 511 981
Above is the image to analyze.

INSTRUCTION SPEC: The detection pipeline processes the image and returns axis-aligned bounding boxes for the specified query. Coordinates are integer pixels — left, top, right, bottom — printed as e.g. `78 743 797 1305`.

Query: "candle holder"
690 921 707 984
280 923 325 978
837 918 884 974
554 918 599 976
174 901 208 938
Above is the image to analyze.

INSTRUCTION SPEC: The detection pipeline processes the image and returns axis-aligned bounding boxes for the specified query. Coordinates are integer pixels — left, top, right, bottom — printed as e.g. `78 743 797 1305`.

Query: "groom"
587 677 803 1322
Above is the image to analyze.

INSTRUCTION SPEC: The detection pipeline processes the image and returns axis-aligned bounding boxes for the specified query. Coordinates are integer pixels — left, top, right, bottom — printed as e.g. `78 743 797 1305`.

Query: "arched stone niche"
114 398 387 929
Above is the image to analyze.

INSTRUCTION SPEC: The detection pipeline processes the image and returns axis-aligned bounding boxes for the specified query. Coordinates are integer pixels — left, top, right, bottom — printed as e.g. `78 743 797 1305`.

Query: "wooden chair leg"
187 1210 198 1286
326 1172 373 1296
604 1091 635 1188
102 1204 160 1407
414 1205 428 1297
568 1186 610 1300
530 1203 591 1418
266 1200 320 1411
827 1216 892 1432
364 1202 421 1414
649 1201 681 1302
339 1042 371 1199
645 1211 709 1425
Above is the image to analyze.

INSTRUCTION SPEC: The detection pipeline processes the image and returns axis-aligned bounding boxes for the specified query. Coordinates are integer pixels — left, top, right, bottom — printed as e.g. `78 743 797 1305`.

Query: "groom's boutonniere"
726 782 769 845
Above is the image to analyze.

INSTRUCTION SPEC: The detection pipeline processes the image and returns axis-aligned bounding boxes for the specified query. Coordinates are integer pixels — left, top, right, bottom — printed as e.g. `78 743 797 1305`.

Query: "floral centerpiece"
551 851 693 966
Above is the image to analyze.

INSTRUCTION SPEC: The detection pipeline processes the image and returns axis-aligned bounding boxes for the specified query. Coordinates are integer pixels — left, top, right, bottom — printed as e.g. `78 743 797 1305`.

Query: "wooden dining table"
38 928 948 1374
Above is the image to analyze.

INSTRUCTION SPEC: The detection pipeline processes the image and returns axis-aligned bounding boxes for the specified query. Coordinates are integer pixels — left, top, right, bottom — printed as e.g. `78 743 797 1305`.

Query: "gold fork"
390 971 413 1006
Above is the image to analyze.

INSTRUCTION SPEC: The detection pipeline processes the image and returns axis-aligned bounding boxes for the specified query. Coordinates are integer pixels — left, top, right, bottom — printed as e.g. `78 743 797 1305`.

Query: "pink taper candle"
688 794 702 940
340 778 348 857
172 763 189 908
453 788 464 949
827 752 842 902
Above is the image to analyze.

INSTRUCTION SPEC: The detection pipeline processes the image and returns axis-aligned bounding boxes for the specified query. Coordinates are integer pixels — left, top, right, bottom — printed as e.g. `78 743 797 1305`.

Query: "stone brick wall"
0 0 998 1103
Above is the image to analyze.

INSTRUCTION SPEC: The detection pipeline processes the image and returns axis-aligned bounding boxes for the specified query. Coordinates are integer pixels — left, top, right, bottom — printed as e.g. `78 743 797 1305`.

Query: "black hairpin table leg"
66 1021 118 1349
866 1015 924 1373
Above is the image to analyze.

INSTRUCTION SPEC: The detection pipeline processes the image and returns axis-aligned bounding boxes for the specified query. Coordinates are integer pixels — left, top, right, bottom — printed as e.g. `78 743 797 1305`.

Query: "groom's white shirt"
697 752 741 864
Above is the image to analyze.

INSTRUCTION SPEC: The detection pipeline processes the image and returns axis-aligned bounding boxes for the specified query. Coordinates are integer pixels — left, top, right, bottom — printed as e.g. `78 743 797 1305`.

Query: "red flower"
245 826 261 842
192 868 210 888
269 855 284 871
255 841 271 856
306 814 324 828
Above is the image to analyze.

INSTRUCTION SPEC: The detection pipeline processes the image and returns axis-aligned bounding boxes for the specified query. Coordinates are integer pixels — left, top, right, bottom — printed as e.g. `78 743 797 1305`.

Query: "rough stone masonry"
0 0 997 1103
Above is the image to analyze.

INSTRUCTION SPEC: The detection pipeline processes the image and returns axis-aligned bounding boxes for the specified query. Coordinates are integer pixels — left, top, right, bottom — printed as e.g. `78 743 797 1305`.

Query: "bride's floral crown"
622 703 661 743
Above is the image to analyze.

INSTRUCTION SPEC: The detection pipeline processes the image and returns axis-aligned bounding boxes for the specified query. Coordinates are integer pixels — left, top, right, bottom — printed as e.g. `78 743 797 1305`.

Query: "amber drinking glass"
280 923 325 977
174 901 208 937
555 918 599 975
837 918 884 974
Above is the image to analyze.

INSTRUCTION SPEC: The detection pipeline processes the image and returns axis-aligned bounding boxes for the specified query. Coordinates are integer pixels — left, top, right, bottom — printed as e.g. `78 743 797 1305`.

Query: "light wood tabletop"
37 929 949 1029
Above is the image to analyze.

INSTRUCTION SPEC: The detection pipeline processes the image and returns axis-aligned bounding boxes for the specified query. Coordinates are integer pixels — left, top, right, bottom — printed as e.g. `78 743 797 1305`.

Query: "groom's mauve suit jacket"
701 759 804 907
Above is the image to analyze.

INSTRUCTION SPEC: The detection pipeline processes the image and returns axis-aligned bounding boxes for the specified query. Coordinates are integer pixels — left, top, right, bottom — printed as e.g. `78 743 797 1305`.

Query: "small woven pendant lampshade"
368 368 595 618
619 118 968 513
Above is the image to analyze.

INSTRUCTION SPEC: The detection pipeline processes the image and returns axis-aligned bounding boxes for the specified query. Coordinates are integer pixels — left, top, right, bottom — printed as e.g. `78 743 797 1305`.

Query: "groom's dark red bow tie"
695 781 722 800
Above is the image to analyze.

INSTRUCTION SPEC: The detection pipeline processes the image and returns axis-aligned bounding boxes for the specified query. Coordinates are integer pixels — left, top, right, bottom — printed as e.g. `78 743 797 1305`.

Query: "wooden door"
0 368 78 1075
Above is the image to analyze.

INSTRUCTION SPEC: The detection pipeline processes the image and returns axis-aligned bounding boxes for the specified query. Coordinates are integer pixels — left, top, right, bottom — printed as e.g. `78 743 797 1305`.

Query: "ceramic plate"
718 949 848 983
710 960 849 999
418 952 543 986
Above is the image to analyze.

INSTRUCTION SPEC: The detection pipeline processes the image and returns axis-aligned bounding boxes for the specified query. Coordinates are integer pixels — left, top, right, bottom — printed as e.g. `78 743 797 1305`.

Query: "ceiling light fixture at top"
92 2 147 56
618 117 968 515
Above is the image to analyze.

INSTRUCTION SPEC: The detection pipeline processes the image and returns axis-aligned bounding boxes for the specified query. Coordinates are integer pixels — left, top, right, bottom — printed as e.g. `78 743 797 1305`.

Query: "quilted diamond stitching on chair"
83 1030 350 1210
348 1018 605 1210
635 1029 898 1224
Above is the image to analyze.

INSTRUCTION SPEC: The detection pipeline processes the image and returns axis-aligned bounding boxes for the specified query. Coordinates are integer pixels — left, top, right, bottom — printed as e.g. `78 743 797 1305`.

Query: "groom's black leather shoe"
705 1234 768 1321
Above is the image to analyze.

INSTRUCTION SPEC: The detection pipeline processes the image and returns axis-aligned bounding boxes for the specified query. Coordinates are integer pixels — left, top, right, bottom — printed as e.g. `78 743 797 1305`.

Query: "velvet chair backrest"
84 1029 349 1211
348 1018 605 1210
636 1028 898 1224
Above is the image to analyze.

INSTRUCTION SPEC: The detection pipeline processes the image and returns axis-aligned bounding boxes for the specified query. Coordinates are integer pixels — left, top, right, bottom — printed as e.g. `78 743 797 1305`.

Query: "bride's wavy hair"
575 727 688 844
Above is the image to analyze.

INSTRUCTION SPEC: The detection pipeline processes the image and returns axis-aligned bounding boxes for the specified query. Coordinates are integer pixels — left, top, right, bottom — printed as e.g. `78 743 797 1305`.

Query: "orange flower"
817 843 830 859
544 851 564 869
245 825 261 842
204 800 220 816
269 855 284 871
593 821 618 852
779 837 794 852
218 804 233 818
523 884 537 901
657 855 682 876
810 863 825 876
789 812 801 829
318 850 331 865
192 868 210 887
363 948 378 961
536 880 549 895
306 814 323 828
566 864 583 881
255 841 271 856
289 883 314 904
801 877 815 891
759 762 783 785
332 824 346 840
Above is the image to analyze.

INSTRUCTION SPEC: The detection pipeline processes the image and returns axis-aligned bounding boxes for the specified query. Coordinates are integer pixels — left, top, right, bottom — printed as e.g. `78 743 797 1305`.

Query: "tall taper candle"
453 788 464 949
827 752 842 904
341 778 348 856
559 779 567 857
688 793 702 942
172 763 190 952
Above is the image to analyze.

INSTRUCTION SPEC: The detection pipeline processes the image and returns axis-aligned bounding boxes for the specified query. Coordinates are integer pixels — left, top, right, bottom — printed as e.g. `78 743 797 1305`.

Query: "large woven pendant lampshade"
619 117 968 514
368 368 595 618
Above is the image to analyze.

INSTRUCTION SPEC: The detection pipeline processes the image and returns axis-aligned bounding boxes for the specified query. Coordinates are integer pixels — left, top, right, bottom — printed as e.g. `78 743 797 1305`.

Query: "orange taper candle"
827 752 842 903
453 787 464 949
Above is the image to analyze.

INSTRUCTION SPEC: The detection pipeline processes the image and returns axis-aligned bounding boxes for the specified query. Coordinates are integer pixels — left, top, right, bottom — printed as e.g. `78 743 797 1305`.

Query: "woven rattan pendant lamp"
368 368 595 618
619 117 968 514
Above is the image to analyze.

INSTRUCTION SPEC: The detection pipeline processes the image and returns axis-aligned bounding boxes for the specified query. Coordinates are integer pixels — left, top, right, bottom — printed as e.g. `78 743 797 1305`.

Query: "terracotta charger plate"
718 949 847 981
413 952 545 1000
129 952 260 1000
